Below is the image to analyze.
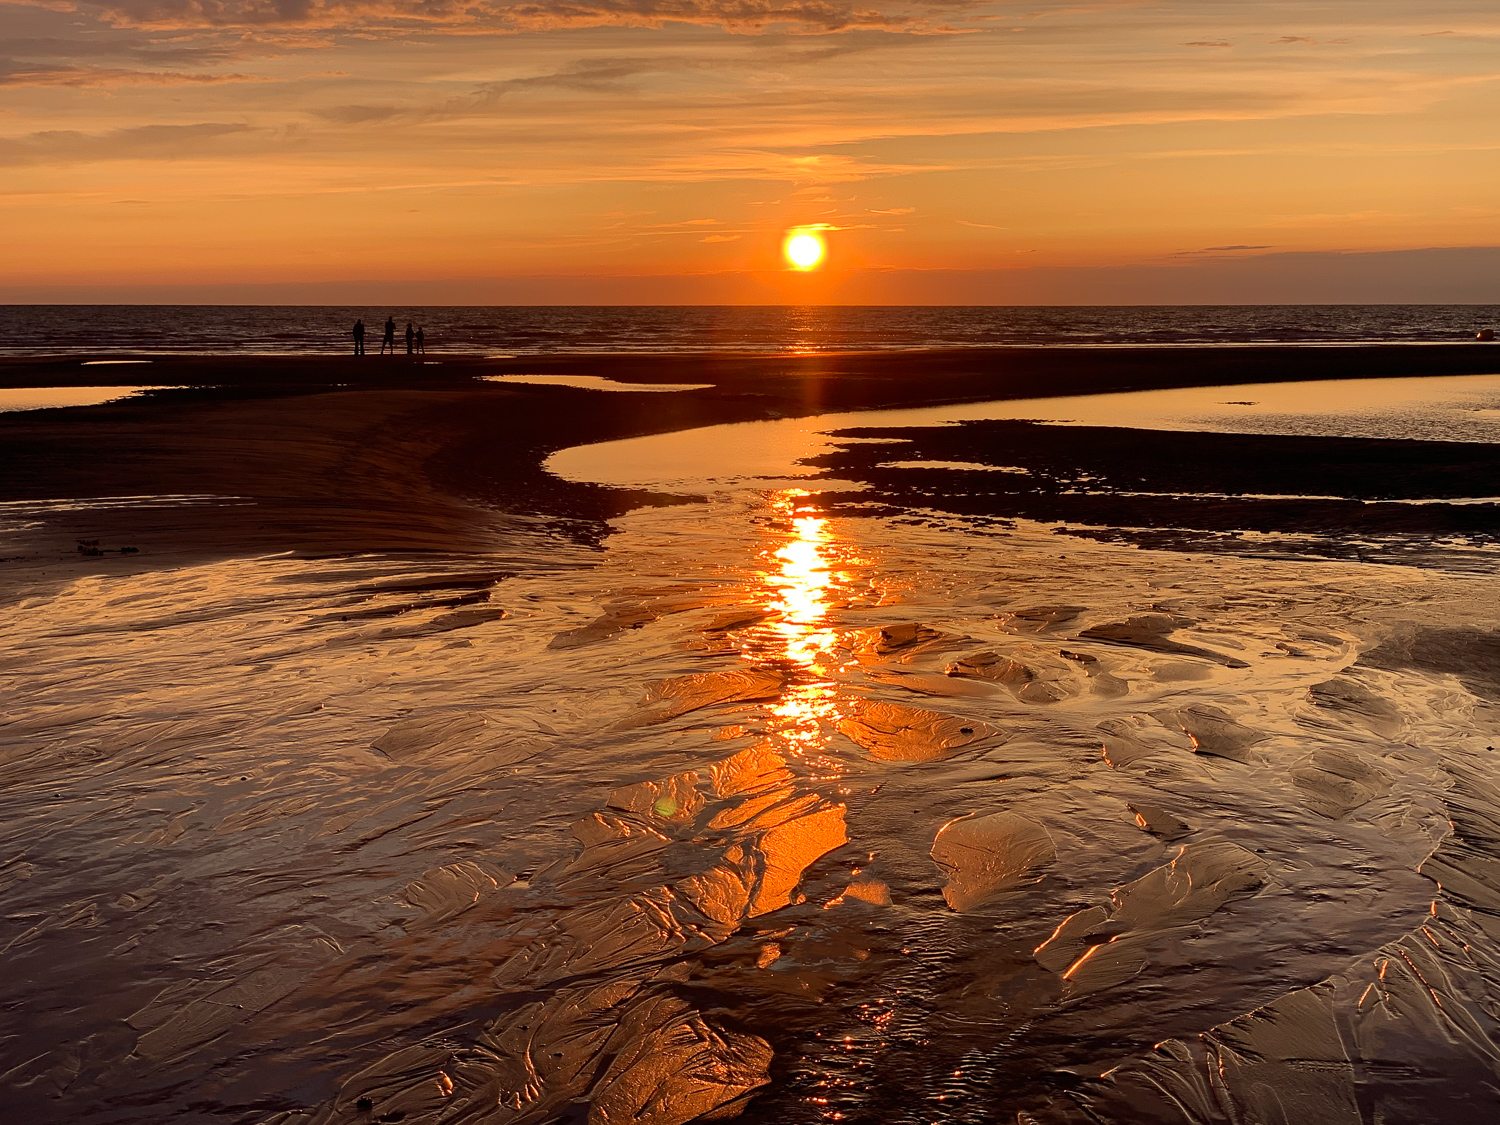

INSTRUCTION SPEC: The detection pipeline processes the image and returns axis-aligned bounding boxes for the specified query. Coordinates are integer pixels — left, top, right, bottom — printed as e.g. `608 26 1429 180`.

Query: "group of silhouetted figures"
352 317 425 356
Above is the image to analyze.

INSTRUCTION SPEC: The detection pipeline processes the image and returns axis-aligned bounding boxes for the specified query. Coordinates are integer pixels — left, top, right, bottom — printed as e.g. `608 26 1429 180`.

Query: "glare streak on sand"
5 493 1500 1122
481 374 713 392
876 460 1030 473
0 494 244 514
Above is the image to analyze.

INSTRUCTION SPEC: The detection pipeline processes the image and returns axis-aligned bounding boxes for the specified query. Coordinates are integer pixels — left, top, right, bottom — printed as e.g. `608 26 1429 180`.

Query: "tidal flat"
2 346 1500 1123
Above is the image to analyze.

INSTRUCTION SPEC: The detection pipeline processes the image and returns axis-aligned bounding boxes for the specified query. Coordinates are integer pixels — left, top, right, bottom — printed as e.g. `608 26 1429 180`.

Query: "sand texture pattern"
5 349 1500 1122
1 488 1498 1123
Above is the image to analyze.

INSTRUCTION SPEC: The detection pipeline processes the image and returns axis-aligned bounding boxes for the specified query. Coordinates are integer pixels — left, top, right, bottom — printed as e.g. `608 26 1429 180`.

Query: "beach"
3 343 1500 1123
5 343 1500 576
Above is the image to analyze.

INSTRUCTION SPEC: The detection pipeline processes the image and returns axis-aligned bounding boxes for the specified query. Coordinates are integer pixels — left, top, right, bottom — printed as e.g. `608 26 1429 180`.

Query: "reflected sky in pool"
548 373 1500 492
0 386 176 413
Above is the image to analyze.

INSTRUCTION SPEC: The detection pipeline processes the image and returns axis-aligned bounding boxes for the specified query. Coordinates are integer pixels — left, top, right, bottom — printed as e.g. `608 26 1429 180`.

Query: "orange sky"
3 1 1499 302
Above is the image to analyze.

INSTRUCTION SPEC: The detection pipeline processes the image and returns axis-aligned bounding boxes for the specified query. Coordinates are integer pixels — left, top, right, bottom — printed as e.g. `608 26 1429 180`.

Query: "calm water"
548 373 1500 492
2 304 1498 356
0 386 174 413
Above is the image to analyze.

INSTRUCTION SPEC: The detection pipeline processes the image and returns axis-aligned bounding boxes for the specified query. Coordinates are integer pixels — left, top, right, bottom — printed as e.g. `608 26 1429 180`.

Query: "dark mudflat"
2 344 1498 592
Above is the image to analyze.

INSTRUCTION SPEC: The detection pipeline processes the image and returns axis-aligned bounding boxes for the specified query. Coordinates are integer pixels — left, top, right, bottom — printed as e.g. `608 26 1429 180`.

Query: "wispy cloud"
49 0 932 33
0 34 243 64
311 54 704 126
1172 244 1273 255
0 122 253 164
0 58 263 84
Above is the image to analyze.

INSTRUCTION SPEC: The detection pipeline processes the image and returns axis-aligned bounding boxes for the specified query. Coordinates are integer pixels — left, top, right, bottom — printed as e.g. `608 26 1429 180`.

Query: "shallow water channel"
4 391 1500 1123
548 372 1500 492
0 386 177 413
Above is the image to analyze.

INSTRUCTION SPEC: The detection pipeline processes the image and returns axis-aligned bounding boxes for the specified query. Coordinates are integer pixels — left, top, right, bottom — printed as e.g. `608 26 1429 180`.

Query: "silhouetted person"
405 322 414 355
380 316 396 355
352 319 365 355
416 326 425 354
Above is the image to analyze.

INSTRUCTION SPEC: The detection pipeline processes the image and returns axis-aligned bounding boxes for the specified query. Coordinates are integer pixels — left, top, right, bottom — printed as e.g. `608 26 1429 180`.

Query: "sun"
783 229 826 271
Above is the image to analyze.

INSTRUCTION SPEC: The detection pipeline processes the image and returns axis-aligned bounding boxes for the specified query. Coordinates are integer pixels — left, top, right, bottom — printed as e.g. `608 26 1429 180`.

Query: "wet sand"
4 345 1500 1123
810 418 1500 566
4 344 1500 582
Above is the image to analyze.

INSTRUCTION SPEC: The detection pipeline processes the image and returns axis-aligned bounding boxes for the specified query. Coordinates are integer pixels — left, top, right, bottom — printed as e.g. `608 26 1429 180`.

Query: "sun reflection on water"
743 490 858 765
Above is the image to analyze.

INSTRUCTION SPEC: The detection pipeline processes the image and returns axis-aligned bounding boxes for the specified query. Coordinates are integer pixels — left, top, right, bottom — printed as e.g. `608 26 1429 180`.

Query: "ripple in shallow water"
1 495 1498 1122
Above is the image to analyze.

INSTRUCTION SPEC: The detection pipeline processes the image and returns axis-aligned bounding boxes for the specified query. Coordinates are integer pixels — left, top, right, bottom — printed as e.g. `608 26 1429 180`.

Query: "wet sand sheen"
3 488 1499 1123
5 348 1500 1122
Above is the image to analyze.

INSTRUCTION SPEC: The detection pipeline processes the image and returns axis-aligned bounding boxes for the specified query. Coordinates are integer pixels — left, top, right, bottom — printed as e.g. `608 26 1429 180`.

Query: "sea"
1 303 1498 355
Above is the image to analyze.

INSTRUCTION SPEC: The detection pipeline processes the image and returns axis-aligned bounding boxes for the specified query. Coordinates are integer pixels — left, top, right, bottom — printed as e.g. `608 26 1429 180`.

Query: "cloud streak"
45 0 933 33
0 58 263 84
0 122 254 163
0 34 243 64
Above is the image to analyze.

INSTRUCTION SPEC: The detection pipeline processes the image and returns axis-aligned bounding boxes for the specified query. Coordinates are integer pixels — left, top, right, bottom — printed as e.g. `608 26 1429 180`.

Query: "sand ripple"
2 496 1499 1122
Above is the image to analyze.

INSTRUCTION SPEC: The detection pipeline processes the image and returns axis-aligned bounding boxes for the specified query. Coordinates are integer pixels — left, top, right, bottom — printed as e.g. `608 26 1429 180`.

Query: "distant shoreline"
2 303 1497 359
2 339 1500 366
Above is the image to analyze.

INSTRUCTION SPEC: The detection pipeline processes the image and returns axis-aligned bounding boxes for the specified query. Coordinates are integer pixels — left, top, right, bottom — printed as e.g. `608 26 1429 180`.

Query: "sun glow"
783 230 827 271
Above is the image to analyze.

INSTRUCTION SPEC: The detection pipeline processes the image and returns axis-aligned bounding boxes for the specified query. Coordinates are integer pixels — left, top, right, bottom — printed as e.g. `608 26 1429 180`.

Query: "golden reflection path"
735 492 928 1119
742 489 860 770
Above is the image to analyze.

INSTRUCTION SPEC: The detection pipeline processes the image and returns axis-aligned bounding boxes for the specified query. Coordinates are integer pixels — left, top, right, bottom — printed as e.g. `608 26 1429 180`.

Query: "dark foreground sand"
4 345 1500 1125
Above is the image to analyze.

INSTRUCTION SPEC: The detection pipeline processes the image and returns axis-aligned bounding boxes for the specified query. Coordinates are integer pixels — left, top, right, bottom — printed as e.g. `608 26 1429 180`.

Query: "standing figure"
415 326 425 354
405 322 415 355
380 317 396 354
352 319 365 356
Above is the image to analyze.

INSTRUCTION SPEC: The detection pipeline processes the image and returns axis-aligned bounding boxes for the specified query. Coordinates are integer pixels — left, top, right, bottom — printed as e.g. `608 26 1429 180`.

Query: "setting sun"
783 230 827 271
